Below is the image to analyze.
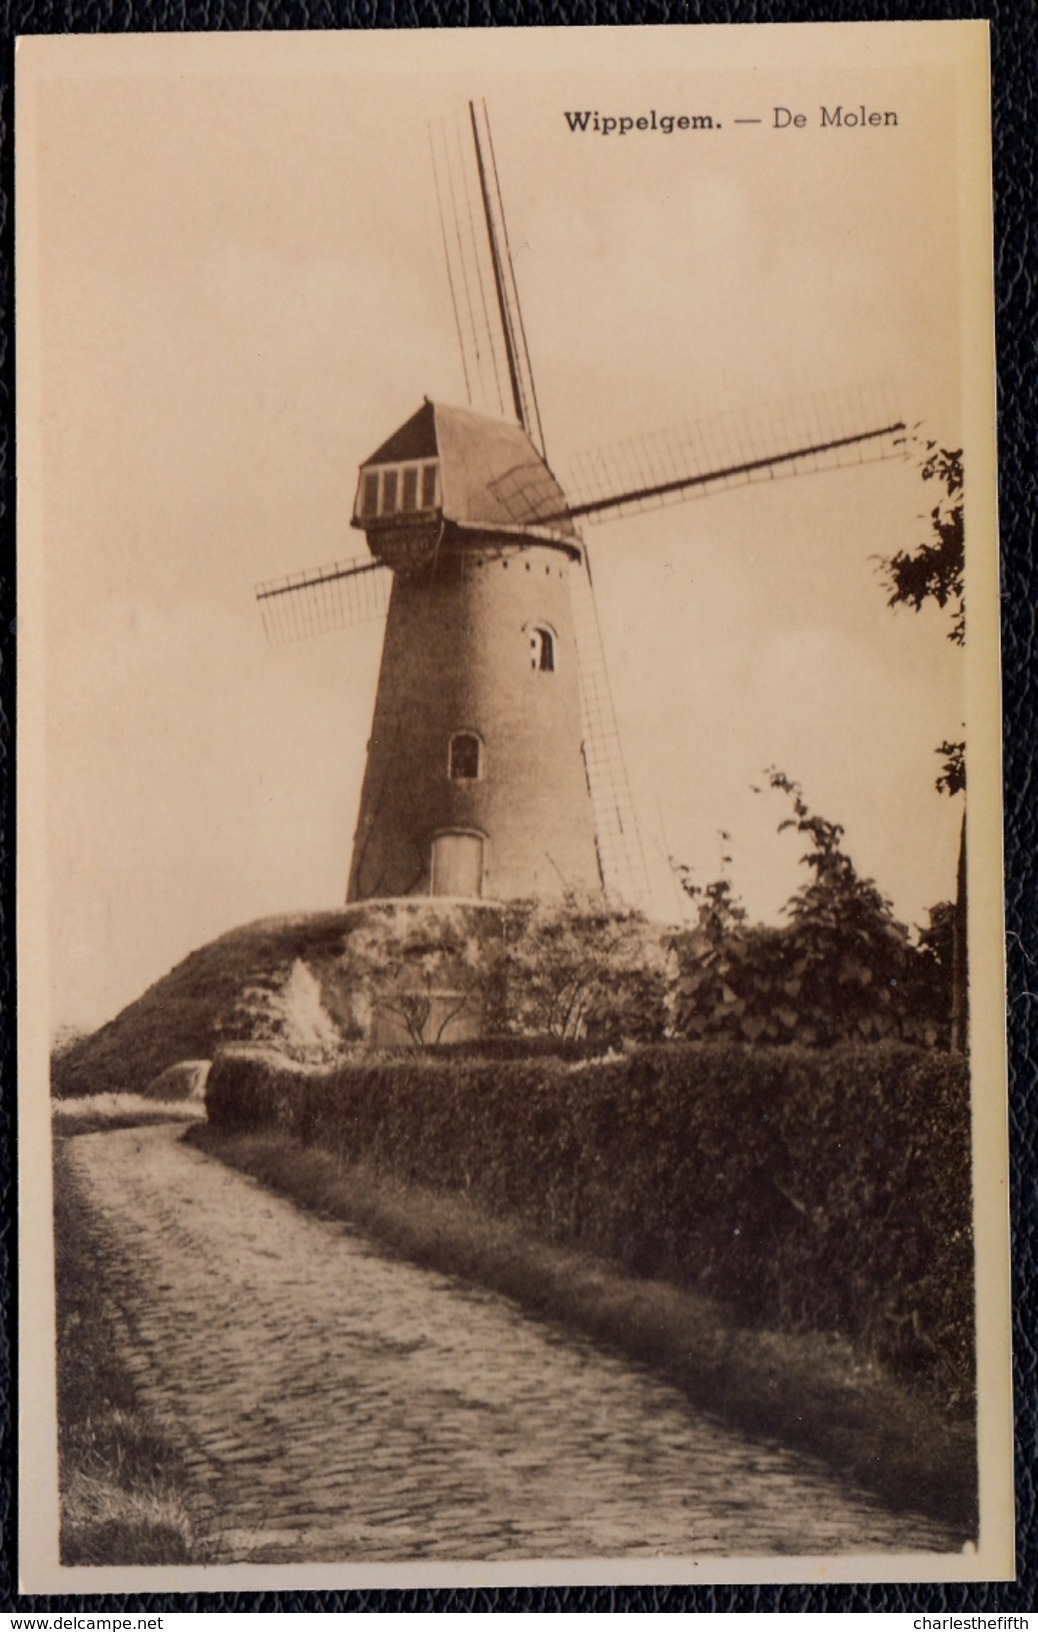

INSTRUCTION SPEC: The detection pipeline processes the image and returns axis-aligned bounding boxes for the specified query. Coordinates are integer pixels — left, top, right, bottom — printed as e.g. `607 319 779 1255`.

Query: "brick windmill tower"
257 103 906 912
343 398 601 904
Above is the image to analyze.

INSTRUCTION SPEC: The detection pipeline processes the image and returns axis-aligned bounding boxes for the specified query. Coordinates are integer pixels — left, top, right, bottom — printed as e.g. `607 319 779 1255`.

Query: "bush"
205 1046 313 1137
671 776 953 1049
495 892 670 1044
340 893 670 1047
670 915 948 1049
206 1040 974 1412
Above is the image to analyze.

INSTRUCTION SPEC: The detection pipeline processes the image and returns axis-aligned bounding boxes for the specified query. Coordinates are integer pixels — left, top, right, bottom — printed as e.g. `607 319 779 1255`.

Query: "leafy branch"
880 441 964 646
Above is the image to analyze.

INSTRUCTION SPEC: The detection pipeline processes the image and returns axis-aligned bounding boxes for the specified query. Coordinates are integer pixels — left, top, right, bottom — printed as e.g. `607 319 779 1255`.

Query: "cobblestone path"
65 1123 959 1565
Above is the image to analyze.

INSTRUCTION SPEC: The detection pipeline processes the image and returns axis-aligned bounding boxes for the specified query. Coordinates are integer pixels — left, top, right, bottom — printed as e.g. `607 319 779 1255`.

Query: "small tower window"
449 732 482 781
361 472 380 517
356 461 440 524
530 626 555 672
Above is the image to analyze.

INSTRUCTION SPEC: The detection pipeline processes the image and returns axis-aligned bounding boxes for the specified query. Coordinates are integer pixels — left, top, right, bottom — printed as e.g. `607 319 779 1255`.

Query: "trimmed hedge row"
206 1041 974 1410
424 1035 606 1063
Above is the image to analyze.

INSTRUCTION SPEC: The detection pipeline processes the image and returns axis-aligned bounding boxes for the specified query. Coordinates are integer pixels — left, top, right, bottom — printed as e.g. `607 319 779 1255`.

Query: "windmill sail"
557 385 907 526
569 551 652 904
429 104 546 458
256 556 391 645
255 385 906 647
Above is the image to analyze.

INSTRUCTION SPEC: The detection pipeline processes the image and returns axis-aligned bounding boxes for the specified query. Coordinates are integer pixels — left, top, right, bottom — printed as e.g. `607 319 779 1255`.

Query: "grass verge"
189 1124 977 1540
54 1136 214 1564
53 1093 204 1139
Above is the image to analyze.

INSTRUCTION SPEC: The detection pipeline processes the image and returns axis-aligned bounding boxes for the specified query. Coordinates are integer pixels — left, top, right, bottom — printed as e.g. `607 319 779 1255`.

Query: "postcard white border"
16 19 1010 1593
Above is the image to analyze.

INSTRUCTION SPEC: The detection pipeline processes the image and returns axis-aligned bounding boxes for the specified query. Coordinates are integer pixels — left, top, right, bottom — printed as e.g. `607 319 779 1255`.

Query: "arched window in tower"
448 731 482 782
530 626 555 672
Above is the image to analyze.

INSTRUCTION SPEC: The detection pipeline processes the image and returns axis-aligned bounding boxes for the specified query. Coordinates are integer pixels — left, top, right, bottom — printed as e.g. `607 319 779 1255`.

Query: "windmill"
256 102 906 913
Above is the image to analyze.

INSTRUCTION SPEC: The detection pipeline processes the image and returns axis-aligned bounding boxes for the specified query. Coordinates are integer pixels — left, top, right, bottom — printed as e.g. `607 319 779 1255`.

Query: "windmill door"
430 831 484 898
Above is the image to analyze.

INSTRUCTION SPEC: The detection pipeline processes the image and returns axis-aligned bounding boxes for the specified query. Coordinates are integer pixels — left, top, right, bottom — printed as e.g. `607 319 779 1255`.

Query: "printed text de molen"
563 106 899 135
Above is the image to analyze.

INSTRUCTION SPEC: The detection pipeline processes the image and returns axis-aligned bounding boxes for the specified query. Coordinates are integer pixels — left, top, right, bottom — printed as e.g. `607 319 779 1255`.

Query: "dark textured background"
2 0 1034 1611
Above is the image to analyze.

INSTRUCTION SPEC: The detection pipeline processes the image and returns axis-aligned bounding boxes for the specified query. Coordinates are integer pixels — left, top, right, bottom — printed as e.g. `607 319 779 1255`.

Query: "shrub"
205 1046 313 1137
671 776 953 1049
206 1040 974 1412
336 893 670 1048
496 892 670 1044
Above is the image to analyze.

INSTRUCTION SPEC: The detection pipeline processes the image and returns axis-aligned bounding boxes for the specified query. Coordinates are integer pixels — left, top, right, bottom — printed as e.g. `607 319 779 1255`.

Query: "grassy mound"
51 911 361 1098
50 900 523 1098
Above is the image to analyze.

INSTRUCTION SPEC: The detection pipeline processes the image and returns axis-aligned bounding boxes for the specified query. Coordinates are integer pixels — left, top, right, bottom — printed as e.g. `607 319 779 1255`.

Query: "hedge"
424 1035 606 1063
206 1040 974 1411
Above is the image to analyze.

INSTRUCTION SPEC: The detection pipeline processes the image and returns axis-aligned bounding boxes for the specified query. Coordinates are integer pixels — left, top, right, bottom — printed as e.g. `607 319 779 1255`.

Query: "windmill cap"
360 400 576 539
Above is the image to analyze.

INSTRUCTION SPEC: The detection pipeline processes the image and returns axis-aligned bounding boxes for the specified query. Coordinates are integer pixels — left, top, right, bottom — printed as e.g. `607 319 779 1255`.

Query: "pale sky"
20 28 977 1031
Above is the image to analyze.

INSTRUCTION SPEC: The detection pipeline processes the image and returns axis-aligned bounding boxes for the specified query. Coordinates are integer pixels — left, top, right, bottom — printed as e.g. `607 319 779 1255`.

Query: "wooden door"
430 832 484 898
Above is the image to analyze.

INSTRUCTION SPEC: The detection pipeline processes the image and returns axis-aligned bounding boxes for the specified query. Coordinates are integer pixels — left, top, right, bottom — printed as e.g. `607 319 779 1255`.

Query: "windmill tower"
344 400 601 903
257 102 907 914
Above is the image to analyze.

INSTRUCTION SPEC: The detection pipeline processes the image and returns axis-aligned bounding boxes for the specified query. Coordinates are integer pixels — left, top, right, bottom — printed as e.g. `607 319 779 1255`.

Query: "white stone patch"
237 958 343 1064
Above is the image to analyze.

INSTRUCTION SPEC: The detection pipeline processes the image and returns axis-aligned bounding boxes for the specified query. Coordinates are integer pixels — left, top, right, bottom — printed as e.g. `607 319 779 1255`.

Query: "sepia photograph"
17 21 1010 1591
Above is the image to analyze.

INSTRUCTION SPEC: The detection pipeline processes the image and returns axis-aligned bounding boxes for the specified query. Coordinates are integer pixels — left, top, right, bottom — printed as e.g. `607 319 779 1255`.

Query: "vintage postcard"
17 22 1010 1592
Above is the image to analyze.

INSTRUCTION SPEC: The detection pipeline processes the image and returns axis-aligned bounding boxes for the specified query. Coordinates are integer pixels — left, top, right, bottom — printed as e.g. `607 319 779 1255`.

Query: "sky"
20 28 980 1033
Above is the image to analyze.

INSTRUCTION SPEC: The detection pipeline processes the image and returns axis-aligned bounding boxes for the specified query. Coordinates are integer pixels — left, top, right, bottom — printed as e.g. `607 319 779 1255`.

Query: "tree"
765 769 944 1046
916 900 957 1050
880 441 967 1049
935 738 966 798
670 773 949 1048
882 442 964 645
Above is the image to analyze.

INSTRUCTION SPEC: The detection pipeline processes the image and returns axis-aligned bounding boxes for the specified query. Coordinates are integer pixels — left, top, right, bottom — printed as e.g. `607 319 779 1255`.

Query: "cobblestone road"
65 1123 959 1565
